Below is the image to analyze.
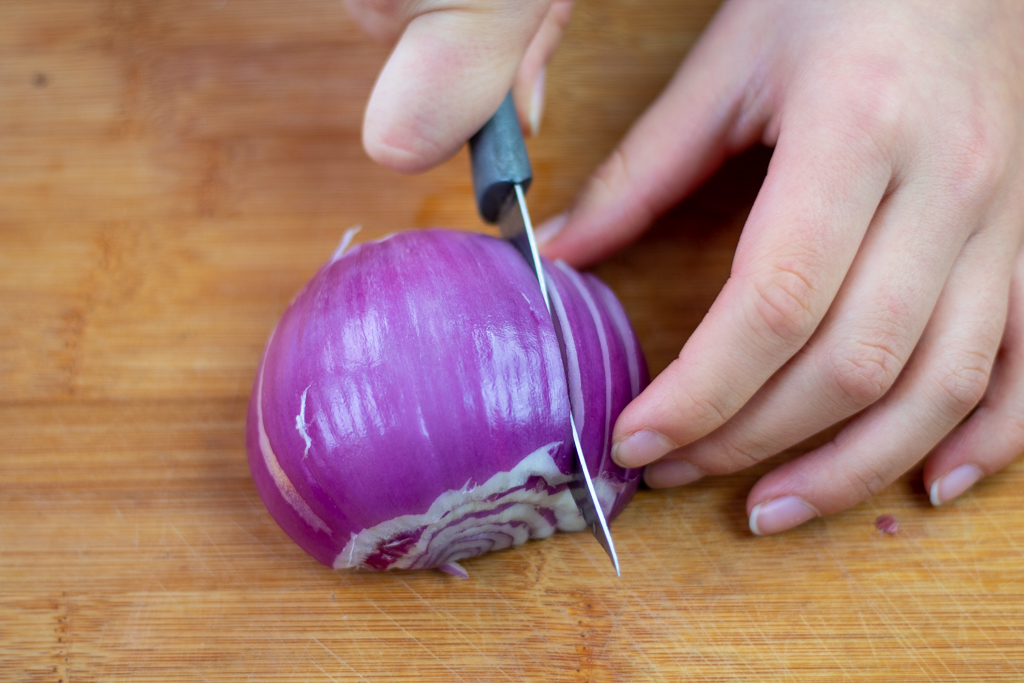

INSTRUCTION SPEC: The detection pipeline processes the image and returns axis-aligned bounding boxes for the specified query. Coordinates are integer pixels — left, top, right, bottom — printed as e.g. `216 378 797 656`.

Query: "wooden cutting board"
3 1 1023 680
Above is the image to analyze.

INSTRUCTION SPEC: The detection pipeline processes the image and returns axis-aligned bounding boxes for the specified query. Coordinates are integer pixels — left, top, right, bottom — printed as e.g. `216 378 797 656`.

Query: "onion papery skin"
246 229 648 572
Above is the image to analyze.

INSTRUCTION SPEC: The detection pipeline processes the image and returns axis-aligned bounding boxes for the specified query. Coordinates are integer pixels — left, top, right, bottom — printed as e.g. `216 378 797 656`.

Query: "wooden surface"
3 1 1024 681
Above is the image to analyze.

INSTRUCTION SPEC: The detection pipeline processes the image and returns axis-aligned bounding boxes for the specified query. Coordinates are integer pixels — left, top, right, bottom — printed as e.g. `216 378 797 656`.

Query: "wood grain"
3 1 1024 681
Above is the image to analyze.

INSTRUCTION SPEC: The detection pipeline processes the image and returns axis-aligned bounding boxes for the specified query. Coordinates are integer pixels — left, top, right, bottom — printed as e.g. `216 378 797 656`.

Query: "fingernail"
643 460 704 488
535 211 568 246
929 464 984 506
529 66 546 137
611 429 678 468
749 496 819 536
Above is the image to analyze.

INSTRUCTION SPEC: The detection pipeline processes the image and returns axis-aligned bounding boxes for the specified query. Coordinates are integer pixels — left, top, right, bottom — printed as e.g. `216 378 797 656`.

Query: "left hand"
538 0 1024 534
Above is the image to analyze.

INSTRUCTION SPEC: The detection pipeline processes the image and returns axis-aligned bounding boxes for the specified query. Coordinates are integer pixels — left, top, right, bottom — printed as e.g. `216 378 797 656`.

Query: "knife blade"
469 93 620 576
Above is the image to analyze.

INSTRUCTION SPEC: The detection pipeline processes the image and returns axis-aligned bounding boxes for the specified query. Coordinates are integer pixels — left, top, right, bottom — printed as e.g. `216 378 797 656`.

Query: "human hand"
538 0 1024 534
345 0 572 173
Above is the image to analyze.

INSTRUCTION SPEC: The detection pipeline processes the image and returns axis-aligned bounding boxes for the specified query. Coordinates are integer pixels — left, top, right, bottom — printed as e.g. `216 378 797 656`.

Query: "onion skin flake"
246 229 648 573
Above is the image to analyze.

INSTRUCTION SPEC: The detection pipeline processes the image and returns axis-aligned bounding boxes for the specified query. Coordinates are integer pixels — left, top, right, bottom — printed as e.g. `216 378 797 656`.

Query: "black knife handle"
469 92 533 224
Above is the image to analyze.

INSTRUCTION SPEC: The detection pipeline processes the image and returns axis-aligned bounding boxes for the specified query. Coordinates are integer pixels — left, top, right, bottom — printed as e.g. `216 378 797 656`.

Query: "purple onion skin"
247 229 648 572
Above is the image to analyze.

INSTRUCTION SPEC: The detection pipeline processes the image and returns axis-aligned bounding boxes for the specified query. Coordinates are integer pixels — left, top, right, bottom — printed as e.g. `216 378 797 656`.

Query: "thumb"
360 1 554 174
537 1 771 266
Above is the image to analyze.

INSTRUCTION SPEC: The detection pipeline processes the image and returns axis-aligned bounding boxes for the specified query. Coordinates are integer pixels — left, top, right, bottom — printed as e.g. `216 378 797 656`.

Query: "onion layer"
247 229 647 572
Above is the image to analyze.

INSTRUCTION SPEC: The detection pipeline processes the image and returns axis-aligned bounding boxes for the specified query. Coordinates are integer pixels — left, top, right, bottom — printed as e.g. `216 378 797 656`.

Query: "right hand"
345 0 573 173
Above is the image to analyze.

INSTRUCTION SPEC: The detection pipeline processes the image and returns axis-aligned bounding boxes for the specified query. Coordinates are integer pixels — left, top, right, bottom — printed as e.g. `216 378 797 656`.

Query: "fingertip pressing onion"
246 229 648 574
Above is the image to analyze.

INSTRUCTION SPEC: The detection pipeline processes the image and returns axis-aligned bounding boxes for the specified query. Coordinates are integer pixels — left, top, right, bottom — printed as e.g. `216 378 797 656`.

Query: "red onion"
875 514 899 534
247 229 647 574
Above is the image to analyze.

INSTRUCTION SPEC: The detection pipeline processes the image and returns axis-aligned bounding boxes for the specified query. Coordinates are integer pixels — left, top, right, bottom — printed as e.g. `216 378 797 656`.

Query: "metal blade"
498 184 620 576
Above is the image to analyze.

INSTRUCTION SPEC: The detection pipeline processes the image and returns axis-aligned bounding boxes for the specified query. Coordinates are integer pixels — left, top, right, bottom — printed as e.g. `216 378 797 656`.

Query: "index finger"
611 108 893 467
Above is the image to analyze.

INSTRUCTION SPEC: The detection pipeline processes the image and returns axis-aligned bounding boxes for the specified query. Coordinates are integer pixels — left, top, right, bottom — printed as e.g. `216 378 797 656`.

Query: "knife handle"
469 92 533 224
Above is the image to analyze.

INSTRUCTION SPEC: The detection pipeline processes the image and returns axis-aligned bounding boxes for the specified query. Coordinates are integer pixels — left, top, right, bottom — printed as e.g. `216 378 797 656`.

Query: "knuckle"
748 259 823 346
686 421 767 477
926 99 1011 203
668 364 740 431
940 126 1006 200
934 348 994 418
549 0 574 28
712 434 764 475
842 81 903 141
826 60 906 154
678 384 732 429
844 461 892 500
825 325 908 408
589 146 656 226
591 148 626 196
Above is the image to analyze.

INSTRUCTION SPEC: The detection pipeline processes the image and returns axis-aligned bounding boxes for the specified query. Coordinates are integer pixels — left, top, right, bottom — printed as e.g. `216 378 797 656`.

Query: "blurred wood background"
3 1 1023 680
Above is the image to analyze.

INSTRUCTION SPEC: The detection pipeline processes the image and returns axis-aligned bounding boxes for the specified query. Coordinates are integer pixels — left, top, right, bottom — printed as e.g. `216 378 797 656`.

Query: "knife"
469 93 620 576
